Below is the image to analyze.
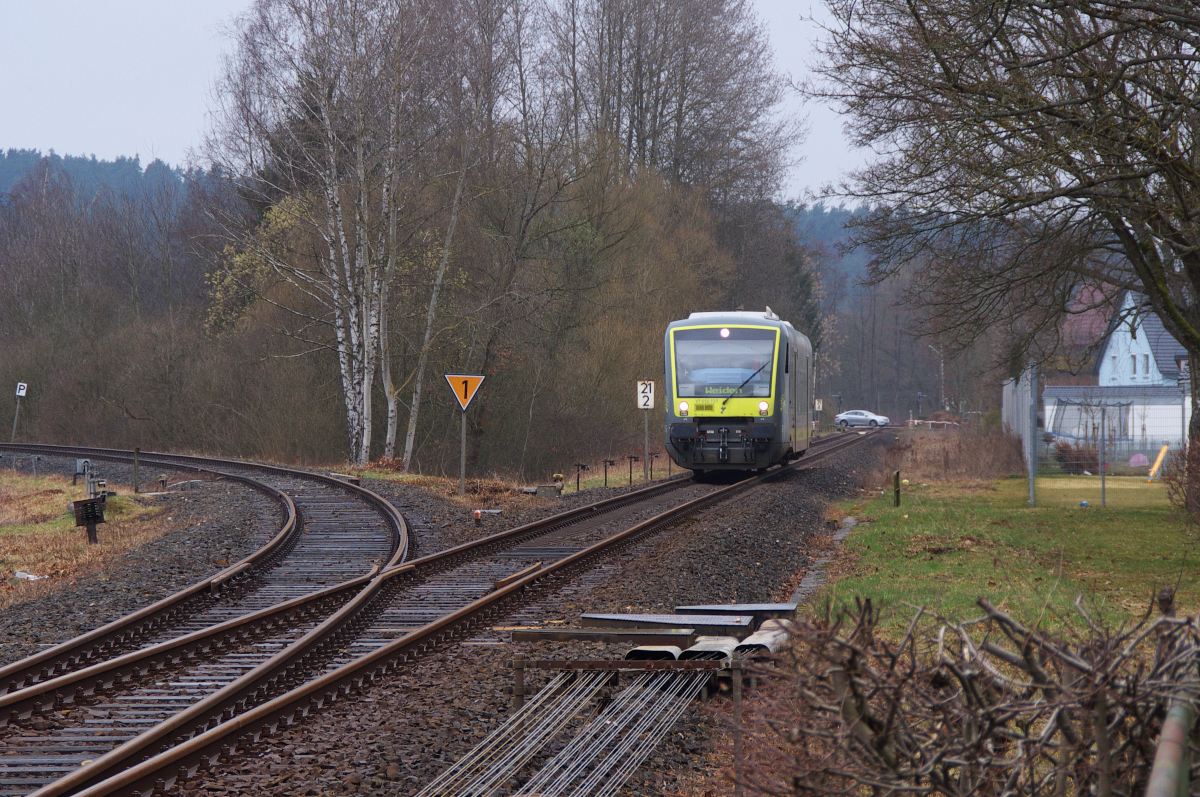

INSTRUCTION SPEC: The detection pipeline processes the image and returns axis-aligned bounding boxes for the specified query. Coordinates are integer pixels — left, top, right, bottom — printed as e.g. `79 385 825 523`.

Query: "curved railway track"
0 445 408 796
0 432 875 797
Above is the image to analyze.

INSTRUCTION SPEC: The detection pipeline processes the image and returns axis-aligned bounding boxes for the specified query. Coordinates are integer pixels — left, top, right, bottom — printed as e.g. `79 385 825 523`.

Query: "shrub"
1052 439 1098 474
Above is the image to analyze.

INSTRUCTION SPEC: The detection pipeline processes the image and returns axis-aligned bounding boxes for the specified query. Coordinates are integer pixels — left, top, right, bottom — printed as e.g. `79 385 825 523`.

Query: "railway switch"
71 497 106 545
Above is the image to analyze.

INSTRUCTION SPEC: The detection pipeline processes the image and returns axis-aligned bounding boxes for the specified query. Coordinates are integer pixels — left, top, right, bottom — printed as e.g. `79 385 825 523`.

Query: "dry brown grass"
358 469 562 511
0 473 166 610
864 427 1025 490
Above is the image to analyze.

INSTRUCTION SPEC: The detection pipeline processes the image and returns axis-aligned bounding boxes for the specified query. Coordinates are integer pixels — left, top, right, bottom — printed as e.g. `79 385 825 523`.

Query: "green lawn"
821 474 1196 635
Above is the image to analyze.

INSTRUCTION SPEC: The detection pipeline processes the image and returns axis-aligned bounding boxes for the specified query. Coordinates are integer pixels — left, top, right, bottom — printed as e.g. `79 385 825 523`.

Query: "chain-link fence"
1033 385 1189 508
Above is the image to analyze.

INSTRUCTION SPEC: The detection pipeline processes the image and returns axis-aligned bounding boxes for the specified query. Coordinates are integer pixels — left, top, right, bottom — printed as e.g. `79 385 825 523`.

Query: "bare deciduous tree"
208 0 458 464
807 0 1200 446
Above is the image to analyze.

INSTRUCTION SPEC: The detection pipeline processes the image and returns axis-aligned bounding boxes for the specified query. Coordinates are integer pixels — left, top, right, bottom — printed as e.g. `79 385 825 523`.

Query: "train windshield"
673 327 776 399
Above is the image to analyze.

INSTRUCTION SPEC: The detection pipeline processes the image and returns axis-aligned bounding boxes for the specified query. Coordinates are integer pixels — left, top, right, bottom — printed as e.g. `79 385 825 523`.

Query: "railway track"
0 432 874 797
0 446 407 796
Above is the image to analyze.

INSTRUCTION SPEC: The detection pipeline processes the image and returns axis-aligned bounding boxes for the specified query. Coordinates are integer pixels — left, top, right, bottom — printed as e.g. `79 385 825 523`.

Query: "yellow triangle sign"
445 374 485 411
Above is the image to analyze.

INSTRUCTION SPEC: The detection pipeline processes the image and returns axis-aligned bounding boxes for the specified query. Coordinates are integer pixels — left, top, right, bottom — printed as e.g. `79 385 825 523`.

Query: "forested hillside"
0 149 174 197
1 1 1005 473
792 202 1003 422
0 0 835 477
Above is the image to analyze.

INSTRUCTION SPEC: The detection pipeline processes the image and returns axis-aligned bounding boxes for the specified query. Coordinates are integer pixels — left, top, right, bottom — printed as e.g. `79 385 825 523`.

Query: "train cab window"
673 327 777 399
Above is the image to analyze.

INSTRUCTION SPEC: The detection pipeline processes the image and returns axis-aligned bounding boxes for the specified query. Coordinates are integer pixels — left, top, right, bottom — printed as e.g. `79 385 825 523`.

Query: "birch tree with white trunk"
209 0 455 464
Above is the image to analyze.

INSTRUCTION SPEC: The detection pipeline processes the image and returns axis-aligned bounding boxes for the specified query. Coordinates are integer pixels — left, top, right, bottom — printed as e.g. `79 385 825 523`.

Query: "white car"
835 410 889 428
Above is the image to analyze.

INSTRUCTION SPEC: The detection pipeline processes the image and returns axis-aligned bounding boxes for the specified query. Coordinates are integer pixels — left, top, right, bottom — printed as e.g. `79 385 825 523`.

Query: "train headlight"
678 401 689 416
758 401 770 416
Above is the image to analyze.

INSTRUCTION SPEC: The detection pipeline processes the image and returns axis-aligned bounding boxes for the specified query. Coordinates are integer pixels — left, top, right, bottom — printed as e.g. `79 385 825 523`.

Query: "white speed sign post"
11 382 27 443
638 380 654 481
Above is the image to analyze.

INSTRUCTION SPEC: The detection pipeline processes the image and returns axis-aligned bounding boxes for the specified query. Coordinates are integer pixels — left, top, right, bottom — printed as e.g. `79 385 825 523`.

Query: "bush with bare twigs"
870 429 1025 488
1161 444 1200 534
1052 440 1100 476
732 595 1197 797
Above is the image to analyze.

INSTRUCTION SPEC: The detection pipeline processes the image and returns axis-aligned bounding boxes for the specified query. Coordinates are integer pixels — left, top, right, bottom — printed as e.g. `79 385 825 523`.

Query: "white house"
1043 292 1190 452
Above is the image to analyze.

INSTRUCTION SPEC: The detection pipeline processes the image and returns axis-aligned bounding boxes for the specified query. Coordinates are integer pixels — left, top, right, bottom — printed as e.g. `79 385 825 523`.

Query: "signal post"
445 374 485 496
638 380 654 481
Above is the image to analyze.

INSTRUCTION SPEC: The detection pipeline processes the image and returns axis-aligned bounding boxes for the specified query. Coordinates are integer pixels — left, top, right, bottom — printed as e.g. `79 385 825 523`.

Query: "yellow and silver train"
664 309 813 473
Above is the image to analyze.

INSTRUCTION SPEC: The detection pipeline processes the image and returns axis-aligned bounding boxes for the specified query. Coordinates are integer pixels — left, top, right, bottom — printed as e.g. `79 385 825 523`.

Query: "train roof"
685 308 781 322
667 308 810 350
669 308 797 332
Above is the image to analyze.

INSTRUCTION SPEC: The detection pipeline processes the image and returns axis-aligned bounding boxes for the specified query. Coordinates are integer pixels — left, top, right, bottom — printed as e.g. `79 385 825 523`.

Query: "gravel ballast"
0 454 281 667
175 437 887 797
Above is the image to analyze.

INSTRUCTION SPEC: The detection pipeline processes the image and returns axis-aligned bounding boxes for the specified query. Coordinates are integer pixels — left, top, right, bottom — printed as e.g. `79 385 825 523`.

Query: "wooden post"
512 653 526 711
733 655 744 797
894 470 901 507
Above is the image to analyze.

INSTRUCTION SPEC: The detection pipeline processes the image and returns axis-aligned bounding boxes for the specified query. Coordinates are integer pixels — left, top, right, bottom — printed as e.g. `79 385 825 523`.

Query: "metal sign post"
12 382 26 443
1028 363 1037 508
1179 357 1190 447
638 381 654 482
445 374 486 497
1100 406 1107 508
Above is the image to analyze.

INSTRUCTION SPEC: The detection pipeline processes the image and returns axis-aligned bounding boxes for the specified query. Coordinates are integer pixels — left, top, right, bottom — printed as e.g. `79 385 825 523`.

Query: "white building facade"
1043 293 1190 454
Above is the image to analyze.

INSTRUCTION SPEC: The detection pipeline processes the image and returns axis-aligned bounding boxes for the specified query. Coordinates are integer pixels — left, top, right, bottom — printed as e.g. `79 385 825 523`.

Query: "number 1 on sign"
444 374 485 411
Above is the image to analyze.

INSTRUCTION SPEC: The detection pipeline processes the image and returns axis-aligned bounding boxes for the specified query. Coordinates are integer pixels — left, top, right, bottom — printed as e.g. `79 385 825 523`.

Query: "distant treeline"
0 149 180 198
0 0 836 476
0 3 996 469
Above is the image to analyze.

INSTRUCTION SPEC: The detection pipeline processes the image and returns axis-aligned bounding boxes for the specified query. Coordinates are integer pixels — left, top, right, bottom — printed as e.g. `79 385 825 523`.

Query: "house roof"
1044 385 1184 402
1142 312 1188 378
1093 291 1188 378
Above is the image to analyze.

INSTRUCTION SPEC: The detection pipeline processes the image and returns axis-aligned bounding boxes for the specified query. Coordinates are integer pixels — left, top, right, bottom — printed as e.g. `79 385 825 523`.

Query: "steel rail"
0 572 376 727
0 433 849 707
12 463 710 797
0 450 299 694
0 444 408 569
47 430 876 797
1 457 696 736
0 444 408 697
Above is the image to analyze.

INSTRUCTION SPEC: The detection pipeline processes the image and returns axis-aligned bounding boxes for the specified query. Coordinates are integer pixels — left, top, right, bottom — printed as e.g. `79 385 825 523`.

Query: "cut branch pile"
739 597 1200 797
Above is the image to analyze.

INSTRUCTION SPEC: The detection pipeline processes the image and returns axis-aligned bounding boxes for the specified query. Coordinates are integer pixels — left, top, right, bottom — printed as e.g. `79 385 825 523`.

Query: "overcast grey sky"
0 0 864 199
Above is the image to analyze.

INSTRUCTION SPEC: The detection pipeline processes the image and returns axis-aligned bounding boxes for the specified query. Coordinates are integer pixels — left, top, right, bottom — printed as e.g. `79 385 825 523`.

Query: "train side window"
785 340 789 372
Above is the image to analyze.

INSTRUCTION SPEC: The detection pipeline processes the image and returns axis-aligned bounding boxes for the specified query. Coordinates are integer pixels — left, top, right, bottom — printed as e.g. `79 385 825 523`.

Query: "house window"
1112 355 1118 380
1144 354 1150 377
1131 355 1137 375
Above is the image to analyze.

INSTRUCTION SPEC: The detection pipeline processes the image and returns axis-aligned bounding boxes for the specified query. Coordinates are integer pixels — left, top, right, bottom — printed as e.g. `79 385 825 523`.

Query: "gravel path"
0 454 280 667
176 438 886 797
